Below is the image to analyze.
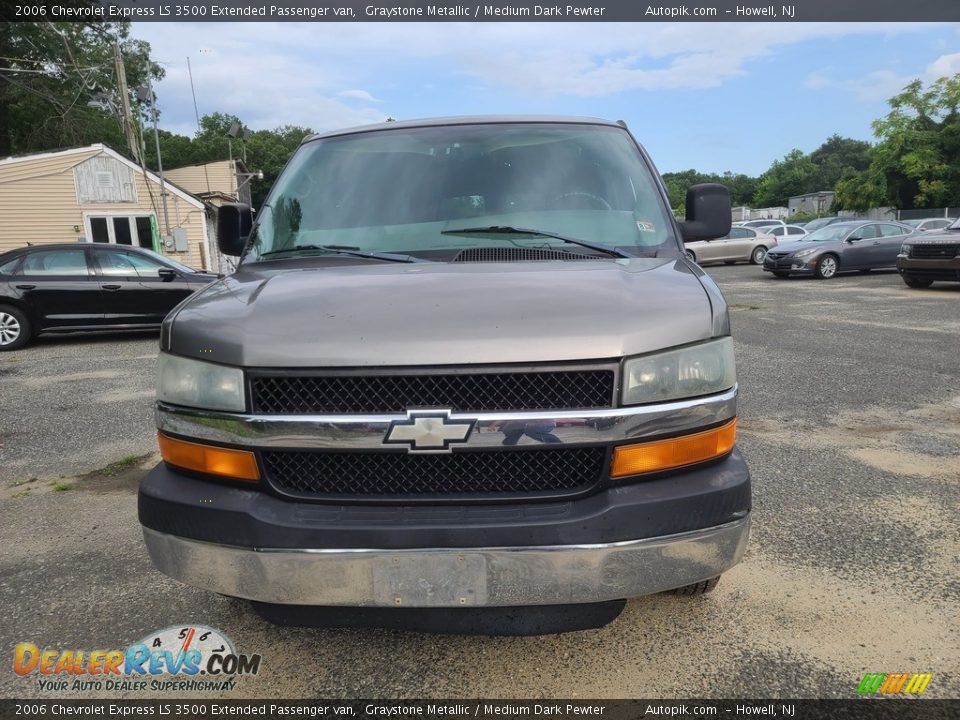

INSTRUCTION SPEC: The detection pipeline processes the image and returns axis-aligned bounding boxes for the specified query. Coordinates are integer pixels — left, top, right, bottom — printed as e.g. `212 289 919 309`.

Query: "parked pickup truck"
139 116 751 634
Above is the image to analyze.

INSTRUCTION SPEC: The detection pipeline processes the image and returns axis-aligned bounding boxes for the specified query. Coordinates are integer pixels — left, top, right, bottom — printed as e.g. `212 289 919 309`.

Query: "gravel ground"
0 266 957 699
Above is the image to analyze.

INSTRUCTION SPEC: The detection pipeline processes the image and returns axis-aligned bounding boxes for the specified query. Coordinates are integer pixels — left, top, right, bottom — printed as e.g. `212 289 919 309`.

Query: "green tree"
662 169 758 213
143 113 314 208
809 134 871 189
751 149 820 207
0 20 162 156
837 76 960 210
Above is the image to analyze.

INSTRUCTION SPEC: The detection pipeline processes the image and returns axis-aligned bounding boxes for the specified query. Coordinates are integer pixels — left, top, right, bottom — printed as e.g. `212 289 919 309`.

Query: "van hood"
165 258 719 367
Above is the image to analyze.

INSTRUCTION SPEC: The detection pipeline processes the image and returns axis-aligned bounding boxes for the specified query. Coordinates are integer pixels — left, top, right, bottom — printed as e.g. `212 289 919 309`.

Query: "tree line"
3 21 959 214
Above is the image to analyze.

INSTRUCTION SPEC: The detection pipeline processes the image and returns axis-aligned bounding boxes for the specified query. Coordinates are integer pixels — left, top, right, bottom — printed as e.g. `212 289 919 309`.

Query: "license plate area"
372 553 488 606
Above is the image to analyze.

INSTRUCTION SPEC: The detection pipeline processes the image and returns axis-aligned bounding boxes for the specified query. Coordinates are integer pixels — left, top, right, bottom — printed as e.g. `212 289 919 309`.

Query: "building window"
86 215 155 249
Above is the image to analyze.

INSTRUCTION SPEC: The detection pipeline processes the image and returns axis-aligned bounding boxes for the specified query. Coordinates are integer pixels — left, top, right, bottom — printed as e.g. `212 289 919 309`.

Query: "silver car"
903 217 956 233
684 225 776 265
762 220 916 279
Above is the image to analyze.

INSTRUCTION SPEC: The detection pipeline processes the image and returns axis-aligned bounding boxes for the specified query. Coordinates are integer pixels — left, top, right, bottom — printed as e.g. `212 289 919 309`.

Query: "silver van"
140 117 751 633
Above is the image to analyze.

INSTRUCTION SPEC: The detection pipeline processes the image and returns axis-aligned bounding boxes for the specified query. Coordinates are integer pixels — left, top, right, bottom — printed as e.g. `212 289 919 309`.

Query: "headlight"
793 247 818 258
622 338 736 406
900 244 912 255
157 353 245 412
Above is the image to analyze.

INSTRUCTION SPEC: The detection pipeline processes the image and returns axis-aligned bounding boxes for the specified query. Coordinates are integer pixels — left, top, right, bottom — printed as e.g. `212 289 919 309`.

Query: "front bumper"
762 255 815 274
897 256 960 281
139 450 751 607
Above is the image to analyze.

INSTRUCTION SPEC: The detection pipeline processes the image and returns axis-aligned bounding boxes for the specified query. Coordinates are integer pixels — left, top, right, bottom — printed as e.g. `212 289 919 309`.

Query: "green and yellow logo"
857 672 933 695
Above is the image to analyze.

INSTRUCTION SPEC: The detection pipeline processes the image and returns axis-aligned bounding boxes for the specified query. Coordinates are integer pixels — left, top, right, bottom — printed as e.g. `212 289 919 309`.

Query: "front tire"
684 249 696 262
815 254 839 279
671 576 720 596
0 305 30 351
750 246 768 264
902 275 934 289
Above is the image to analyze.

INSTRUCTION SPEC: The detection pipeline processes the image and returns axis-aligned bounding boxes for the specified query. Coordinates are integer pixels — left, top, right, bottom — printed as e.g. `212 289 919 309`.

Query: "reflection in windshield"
247 123 678 262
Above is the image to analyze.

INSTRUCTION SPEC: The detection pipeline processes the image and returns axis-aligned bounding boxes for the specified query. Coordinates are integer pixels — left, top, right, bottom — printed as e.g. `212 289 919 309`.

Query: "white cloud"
927 52 960 78
804 70 834 90
134 21 943 132
339 89 380 102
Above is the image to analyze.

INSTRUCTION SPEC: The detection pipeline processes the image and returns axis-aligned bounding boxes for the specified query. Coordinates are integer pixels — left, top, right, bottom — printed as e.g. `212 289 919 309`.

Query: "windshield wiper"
440 226 632 258
258 244 426 263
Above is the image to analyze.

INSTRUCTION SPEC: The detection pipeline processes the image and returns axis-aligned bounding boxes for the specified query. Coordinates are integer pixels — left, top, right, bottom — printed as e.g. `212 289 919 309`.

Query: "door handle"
15 284 36 290
102 284 122 291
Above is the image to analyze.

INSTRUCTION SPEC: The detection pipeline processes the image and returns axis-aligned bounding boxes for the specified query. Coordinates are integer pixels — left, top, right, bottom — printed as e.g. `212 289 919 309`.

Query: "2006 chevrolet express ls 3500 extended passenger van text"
139 116 751 634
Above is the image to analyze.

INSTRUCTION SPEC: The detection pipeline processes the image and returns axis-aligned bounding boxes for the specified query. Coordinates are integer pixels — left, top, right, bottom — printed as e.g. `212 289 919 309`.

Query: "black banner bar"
1 700 958 720
3 0 960 23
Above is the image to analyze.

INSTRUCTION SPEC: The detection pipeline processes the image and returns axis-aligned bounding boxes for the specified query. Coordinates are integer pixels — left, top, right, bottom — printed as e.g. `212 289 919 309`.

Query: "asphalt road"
0 265 957 699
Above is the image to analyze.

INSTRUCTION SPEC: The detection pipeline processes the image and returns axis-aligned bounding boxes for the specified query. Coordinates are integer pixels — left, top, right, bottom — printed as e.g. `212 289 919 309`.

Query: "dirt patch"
740 396 960 481
1 452 158 500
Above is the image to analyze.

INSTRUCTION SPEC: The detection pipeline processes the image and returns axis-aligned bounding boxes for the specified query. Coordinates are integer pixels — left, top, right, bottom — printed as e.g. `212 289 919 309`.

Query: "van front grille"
249 368 616 414
261 446 608 500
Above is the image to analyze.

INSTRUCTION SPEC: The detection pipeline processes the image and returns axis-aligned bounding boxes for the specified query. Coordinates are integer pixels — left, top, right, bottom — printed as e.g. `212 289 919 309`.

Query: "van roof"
303 115 622 143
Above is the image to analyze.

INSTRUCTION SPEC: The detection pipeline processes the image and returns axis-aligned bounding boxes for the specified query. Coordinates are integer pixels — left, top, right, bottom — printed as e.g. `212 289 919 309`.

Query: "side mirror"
847 236 861 243
679 184 732 242
217 203 253 257
158 268 177 282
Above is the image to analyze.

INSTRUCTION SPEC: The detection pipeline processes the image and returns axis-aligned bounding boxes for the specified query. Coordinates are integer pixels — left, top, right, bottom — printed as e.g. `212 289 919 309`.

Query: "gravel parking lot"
0 266 957 699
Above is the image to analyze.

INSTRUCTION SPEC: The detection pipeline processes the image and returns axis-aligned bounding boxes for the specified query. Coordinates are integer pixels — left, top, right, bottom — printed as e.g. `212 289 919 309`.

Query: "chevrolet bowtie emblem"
383 410 475 452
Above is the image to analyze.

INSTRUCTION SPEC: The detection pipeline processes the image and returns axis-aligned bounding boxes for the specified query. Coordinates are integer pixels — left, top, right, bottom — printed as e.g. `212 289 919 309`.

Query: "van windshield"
246 123 678 262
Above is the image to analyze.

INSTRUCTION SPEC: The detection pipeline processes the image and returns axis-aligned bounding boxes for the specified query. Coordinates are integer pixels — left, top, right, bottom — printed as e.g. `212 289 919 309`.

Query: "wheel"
671 576 720 596
684 249 696 262
724 261 736 265
772 271 790 278
551 192 611 210
902 275 933 289
750 245 768 264
815 254 839 279
0 305 31 351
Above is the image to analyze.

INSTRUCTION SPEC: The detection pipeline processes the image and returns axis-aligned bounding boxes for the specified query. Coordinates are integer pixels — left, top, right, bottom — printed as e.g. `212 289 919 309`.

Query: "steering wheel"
551 191 612 211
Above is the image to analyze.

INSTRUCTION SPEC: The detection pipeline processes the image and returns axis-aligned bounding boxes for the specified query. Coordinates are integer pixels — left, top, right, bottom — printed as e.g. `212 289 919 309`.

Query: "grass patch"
53 481 75 492
12 489 31 498
9 477 38 488
100 453 151 477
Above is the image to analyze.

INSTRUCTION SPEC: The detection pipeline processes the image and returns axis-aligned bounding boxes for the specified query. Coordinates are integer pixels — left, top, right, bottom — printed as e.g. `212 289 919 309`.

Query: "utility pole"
148 80 171 238
113 43 140 164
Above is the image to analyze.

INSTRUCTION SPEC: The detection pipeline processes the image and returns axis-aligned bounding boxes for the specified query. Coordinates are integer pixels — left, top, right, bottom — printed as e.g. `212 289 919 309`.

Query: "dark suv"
0 243 216 350
897 222 960 287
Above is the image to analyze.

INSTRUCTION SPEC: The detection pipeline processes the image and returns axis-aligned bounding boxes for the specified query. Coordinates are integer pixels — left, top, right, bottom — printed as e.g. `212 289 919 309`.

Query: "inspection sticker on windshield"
636 221 656 232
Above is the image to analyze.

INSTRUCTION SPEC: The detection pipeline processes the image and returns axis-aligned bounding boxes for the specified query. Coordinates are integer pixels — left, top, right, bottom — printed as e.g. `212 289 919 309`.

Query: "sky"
133 22 960 176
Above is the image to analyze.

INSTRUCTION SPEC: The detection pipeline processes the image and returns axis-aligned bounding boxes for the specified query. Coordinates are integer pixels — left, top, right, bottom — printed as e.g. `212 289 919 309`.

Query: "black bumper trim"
138 449 751 550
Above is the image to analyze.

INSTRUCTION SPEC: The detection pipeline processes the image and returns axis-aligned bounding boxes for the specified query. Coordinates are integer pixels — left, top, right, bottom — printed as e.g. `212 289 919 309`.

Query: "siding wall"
166 160 237 198
0 148 209 270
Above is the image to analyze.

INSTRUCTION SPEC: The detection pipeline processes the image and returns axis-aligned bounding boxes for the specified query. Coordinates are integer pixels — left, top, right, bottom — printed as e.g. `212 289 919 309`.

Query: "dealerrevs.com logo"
13 625 261 693
856 672 933 695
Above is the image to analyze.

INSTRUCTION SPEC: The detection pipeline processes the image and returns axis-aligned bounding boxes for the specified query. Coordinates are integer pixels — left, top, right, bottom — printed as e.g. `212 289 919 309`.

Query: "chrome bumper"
155 386 738 452
142 516 750 607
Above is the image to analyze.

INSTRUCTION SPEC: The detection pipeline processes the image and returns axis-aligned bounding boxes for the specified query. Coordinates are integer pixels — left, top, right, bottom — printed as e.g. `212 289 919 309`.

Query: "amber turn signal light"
158 433 260 482
610 419 737 478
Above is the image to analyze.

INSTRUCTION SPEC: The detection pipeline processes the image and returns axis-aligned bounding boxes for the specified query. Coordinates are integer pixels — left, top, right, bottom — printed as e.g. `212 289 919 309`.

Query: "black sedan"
0 243 218 350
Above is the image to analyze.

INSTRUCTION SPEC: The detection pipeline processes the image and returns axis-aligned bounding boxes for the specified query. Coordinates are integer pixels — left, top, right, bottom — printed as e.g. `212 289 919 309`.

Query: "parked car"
902 217 956 233
139 115 751 634
897 222 960 288
800 216 857 233
765 224 808 242
684 225 776 265
0 243 217 350
740 219 785 229
762 220 916 279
